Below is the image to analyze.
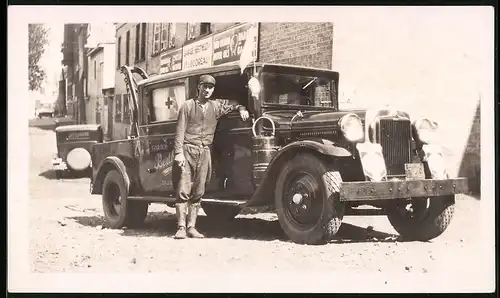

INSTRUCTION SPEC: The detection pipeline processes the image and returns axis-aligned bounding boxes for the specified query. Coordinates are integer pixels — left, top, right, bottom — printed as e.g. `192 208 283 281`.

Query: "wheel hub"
285 174 321 226
399 198 430 220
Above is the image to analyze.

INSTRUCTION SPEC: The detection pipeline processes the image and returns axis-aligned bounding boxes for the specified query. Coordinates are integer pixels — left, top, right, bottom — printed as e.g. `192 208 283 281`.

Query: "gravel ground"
20 126 493 292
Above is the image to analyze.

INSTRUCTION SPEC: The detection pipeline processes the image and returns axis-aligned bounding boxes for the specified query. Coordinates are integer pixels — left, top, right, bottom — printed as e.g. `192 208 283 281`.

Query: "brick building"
109 22 334 139
60 23 88 123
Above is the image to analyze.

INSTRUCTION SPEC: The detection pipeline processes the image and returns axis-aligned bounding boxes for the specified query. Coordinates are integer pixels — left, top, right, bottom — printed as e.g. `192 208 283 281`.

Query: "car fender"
91 156 132 195
289 139 352 157
245 139 351 207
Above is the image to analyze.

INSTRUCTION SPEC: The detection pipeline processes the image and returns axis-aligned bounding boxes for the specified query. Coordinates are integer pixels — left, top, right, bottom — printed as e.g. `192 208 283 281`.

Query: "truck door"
197 71 255 197
137 80 187 195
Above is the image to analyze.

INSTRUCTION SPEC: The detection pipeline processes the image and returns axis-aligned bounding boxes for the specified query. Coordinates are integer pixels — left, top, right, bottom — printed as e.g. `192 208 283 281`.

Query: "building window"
99 62 104 90
160 24 169 51
200 23 211 35
93 60 96 79
135 24 140 62
115 94 122 122
168 23 176 48
153 23 161 54
95 99 101 125
125 30 130 65
122 94 130 124
140 23 146 60
117 36 121 69
153 23 172 55
187 22 196 40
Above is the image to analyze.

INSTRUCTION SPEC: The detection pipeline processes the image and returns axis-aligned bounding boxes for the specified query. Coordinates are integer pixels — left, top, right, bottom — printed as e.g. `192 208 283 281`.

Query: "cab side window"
150 84 186 122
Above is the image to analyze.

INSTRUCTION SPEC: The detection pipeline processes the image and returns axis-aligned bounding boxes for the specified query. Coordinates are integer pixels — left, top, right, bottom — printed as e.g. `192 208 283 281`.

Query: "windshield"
262 72 335 108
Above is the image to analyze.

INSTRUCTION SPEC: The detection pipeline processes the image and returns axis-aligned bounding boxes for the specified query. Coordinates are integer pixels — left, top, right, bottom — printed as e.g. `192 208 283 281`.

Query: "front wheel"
202 204 241 221
102 170 148 229
274 154 345 245
385 195 455 241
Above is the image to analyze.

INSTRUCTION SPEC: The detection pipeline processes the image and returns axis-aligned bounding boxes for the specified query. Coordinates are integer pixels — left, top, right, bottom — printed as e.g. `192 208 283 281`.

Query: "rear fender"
245 139 350 207
91 156 138 195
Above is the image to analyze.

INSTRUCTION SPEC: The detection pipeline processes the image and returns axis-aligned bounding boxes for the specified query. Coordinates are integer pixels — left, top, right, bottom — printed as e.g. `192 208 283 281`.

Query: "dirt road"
25 126 491 291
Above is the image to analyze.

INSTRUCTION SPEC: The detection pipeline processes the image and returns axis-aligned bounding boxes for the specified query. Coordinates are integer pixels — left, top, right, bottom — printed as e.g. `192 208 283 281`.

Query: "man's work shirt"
174 98 238 155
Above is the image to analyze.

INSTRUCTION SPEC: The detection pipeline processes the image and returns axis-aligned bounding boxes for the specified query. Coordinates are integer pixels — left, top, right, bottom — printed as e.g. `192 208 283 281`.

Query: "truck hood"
261 108 410 131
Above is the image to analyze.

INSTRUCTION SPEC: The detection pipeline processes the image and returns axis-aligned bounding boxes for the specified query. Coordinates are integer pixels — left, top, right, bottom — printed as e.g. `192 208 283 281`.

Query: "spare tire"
66 147 91 171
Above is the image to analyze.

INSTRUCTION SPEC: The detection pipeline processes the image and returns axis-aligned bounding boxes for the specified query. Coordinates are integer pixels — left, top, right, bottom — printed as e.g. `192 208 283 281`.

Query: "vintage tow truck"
89 62 468 245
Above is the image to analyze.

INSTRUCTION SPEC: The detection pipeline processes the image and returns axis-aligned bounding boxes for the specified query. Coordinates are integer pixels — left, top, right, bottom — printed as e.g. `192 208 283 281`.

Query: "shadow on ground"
39 169 91 180
68 210 401 244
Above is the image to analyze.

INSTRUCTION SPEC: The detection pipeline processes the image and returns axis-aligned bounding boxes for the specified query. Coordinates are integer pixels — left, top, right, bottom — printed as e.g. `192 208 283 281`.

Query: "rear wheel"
385 195 455 241
202 204 241 221
102 170 148 229
274 154 345 245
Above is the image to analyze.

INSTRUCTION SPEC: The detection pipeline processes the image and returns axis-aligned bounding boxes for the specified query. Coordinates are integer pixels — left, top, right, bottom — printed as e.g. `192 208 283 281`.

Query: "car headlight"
413 118 439 144
339 113 364 142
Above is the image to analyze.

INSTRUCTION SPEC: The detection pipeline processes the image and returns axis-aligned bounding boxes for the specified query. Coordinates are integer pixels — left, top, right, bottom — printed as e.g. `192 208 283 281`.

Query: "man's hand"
175 153 185 168
239 109 249 121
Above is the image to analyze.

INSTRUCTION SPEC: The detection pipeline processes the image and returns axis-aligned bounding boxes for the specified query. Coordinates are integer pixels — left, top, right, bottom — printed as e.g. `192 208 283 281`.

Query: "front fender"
245 139 351 207
91 156 132 195
285 139 352 157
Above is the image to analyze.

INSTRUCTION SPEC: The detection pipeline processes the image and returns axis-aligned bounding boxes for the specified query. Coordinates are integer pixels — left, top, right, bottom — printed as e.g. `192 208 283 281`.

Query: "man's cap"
199 75 216 86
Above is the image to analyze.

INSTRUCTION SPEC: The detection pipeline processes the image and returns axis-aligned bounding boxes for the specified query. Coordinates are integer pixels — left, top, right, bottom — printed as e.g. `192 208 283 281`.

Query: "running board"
127 195 247 207
128 196 177 203
201 198 247 207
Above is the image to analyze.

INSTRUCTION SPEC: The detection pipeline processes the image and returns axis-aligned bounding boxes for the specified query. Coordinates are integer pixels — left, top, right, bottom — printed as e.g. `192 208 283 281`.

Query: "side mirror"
248 76 261 98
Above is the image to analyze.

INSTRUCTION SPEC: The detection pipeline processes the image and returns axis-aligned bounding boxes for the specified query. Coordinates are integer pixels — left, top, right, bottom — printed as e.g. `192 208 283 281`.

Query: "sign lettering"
149 139 170 153
67 131 90 140
153 151 175 171
182 37 213 71
212 23 258 66
160 48 183 74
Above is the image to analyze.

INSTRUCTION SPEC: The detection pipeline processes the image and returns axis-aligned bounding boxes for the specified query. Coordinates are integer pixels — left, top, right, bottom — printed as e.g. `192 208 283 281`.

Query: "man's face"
198 83 215 99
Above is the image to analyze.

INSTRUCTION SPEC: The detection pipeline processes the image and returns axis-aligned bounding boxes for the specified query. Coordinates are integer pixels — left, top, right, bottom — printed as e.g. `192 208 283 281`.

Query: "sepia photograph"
8 5 495 293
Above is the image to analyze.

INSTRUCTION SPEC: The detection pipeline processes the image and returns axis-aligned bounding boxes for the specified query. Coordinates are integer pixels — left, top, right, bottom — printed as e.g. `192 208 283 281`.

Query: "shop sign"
160 48 183 74
212 23 258 66
182 36 213 71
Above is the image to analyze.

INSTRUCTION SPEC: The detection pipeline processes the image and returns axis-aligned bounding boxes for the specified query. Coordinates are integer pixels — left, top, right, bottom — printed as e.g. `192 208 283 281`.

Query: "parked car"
37 102 55 118
88 63 468 245
52 124 103 179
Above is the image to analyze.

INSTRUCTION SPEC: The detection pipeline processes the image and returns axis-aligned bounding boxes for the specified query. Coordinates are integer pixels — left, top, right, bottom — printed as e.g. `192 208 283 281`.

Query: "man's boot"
187 202 205 238
174 203 187 239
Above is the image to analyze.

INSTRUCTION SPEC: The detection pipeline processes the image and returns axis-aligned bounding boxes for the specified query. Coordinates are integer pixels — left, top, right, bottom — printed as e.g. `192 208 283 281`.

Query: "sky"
38 22 64 98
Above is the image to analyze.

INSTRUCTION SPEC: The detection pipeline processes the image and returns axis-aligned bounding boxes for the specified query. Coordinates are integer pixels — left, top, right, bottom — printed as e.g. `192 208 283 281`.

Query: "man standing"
173 74 249 239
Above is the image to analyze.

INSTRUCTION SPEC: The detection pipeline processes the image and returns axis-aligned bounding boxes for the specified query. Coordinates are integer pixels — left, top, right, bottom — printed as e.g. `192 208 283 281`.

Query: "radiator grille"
377 118 412 176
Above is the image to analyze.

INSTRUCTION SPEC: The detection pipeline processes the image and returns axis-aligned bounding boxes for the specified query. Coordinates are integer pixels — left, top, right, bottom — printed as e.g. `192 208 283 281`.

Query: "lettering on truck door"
138 81 187 193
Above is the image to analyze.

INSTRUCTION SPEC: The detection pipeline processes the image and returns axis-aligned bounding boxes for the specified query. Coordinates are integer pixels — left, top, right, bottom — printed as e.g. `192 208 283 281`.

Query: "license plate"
405 163 425 180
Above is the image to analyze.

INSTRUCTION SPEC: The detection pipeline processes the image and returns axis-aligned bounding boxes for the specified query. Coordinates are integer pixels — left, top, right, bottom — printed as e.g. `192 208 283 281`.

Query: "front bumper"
52 157 68 171
339 177 468 201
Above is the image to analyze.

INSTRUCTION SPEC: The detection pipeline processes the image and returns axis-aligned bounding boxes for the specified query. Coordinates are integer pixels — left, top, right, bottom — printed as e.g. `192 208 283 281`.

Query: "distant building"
60 23 88 123
85 23 116 139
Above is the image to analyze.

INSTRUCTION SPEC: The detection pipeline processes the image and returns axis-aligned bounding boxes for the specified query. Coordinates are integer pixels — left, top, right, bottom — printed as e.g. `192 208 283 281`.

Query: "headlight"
339 113 364 142
413 118 439 144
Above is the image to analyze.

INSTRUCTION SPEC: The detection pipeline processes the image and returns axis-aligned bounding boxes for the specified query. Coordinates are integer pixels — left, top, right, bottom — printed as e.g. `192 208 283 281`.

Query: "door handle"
147 168 156 173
